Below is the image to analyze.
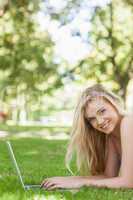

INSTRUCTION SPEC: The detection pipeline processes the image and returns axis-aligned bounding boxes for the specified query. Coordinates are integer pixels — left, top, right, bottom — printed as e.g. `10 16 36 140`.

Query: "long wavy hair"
65 84 125 175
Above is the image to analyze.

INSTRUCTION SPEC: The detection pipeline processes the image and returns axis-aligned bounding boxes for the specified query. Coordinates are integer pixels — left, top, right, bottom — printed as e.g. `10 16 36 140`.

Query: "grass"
0 124 70 133
0 136 133 199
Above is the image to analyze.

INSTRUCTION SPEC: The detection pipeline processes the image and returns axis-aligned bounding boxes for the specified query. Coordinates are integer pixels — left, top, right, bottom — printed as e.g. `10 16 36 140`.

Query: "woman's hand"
41 176 87 190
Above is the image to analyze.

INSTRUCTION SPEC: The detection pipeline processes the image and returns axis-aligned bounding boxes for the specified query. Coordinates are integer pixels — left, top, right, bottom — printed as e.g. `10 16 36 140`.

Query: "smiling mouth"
101 121 110 129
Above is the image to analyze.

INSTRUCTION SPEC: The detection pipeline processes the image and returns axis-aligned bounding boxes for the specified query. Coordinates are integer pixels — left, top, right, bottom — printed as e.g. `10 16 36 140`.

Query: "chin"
102 125 114 134
106 124 116 134
105 130 112 134
103 130 111 134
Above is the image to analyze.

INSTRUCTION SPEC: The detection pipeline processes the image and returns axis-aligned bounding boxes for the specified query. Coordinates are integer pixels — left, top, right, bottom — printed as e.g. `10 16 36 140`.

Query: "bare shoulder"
120 115 133 181
120 115 133 135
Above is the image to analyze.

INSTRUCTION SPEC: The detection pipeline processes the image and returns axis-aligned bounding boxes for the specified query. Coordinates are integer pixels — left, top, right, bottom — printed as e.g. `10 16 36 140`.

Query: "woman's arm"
41 175 108 189
85 176 132 188
41 175 133 190
74 174 108 180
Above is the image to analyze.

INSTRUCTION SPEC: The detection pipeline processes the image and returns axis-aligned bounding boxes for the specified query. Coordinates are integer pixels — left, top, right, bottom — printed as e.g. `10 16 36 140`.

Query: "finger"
43 181 52 189
41 177 60 188
43 183 56 190
41 179 48 186
41 181 50 189
43 181 56 189
41 182 47 188
41 178 51 188
41 177 62 188
47 184 60 191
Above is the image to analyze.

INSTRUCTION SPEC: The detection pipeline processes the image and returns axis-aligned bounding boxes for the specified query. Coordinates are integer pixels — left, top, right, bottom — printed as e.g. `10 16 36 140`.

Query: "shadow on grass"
0 124 71 140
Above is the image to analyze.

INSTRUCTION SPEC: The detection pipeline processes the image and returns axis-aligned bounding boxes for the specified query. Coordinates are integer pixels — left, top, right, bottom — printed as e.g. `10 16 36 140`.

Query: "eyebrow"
87 107 105 119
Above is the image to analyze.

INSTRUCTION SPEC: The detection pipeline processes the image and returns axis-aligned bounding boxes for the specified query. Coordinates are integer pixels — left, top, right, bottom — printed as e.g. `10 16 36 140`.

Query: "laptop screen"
6 141 25 189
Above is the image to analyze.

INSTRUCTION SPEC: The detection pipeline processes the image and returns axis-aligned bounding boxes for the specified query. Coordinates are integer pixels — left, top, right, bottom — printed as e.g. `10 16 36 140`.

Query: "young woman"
41 84 133 189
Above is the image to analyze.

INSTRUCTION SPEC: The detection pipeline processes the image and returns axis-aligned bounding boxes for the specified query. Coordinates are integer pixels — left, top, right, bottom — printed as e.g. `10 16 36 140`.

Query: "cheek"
106 108 117 118
91 121 98 129
109 110 119 125
89 122 96 128
111 110 119 119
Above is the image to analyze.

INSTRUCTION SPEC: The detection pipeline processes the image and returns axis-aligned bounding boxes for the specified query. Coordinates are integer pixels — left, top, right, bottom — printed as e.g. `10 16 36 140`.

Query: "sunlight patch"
25 151 38 155
32 194 66 200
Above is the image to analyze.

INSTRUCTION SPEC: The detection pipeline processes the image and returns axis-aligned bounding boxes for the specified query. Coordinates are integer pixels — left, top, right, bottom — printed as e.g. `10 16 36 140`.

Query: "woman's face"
85 97 120 134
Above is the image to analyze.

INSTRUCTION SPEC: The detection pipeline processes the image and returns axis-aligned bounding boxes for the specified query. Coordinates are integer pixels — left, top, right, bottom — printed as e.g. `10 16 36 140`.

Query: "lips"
101 120 110 129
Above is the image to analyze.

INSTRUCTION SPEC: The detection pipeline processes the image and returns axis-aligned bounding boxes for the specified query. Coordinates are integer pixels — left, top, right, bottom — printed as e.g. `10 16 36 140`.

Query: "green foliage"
43 0 133 101
0 0 133 113
0 0 63 103
78 0 133 100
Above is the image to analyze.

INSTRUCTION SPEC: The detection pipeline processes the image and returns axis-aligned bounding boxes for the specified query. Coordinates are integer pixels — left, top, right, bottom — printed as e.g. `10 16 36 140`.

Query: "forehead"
85 97 110 117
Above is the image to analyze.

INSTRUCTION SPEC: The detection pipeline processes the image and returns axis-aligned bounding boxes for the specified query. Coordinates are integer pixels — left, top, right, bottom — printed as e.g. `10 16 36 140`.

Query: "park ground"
0 125 133 200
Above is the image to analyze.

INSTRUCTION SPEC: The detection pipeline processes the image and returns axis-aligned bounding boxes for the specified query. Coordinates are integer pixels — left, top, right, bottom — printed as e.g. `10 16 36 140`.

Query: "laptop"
6 141 78 192
6 141 40 190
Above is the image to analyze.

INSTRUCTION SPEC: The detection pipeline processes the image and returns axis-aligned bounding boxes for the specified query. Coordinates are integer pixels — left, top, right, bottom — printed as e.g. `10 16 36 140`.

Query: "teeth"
103 121 109 129
103 124 108 128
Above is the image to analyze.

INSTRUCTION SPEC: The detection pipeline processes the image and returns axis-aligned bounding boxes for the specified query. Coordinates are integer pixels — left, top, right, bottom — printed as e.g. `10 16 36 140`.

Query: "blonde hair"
65 84 125 175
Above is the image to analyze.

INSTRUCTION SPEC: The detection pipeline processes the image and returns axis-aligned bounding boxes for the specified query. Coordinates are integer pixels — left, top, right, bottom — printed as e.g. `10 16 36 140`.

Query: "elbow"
121 177 133 188
125 182 133 188
125 181 133 188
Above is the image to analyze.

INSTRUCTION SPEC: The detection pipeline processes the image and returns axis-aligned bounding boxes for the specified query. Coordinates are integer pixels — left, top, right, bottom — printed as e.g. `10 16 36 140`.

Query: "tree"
42 0 133 103
0 0 63 122
77 0 133 102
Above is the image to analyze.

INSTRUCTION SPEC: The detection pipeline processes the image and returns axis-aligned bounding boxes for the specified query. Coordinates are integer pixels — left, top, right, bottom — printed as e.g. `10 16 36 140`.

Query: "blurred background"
0 0 133 130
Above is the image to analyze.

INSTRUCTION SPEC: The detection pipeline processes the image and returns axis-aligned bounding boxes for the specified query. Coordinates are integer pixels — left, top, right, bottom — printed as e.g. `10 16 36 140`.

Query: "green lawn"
0 137 133 200
0 124 70 133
